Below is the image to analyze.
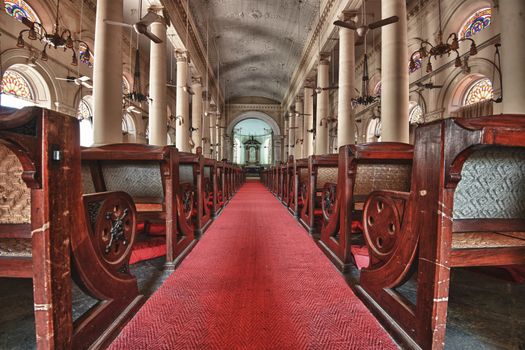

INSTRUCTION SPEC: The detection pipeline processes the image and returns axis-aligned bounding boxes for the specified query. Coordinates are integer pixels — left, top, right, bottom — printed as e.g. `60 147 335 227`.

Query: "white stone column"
501 0 525 114
288 111 295 157
175 50 190 152
283 116 289 160
191 76 203 153
381 0 409 142
304 84 314 157
202 97 211 157
148 12 167 146
93 0 123 145
209 105 217 159
337 12 356 147
294 96 303 158
315 59 329 155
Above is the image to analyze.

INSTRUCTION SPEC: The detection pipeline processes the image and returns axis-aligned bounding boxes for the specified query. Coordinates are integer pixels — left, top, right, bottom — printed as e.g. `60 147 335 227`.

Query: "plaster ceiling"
188 0 321 103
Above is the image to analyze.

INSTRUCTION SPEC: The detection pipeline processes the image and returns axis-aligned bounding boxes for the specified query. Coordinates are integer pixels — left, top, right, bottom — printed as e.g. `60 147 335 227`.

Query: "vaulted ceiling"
188 0 321 103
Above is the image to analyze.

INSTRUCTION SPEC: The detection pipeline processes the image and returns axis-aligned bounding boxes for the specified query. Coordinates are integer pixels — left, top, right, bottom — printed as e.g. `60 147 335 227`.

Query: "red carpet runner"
110 181 397 349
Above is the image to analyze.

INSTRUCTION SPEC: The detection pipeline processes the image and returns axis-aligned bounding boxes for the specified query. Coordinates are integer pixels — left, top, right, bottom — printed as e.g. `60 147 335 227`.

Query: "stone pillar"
191 76 203 153
304 84 314 157
315 59 329 155
217 116 224 160
294 96 303 158
288 111 295 157
283 116 289 160
93 0 123 145
209 105 217 159
501 0 525 114
148 11 167 146
202 97 211 157
337 12 356 147
381 0 409 142
175 50 190 152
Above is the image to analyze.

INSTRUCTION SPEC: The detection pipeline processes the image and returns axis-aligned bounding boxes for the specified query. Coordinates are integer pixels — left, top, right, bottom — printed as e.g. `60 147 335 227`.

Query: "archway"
227 111 281 164
231 118 273 165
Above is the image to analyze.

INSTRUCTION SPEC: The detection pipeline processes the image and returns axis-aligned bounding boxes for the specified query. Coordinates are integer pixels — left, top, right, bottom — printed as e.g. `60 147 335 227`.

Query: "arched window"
464 78 493 105
4 0 40 23
409 104 424 124
409 52 422 73
366 118 381 142
77 97 94 146
1 69 35 108
373 82 381 96
79 42 94 67
459 8 491 39
122 113 136 142
122 76 131 95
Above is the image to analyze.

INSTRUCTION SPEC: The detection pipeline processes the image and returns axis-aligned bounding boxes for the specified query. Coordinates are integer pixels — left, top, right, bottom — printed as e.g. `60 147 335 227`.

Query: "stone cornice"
226 104 282 112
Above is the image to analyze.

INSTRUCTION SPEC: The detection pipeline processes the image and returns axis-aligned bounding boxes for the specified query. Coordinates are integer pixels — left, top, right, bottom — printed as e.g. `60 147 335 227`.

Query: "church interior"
0 0 524 349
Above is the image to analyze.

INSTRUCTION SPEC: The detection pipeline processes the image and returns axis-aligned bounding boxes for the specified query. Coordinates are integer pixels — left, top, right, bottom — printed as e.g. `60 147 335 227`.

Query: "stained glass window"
459 8 491 39
373 82 381 96
122 77 130 95
2 70 32 99
409 52 422 73
4 0 40 23
409 105 423 124
464 78 493 105
77 99 92 120
79 43 94 67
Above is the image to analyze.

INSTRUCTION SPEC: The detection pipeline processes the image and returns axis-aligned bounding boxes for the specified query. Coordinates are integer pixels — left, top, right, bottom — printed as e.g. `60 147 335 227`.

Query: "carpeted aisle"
109 181 397 349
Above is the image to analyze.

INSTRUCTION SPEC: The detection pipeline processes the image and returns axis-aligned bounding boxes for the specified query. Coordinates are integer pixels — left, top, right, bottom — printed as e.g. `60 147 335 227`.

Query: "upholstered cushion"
0 238 32 257
316 167 337 189
453 147 525 219
354 163 411 196
0 145 31 224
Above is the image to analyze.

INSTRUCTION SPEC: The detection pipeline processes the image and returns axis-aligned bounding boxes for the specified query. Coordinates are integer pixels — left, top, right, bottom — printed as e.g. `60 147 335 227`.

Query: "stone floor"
0 257 169 350
1 258 525 349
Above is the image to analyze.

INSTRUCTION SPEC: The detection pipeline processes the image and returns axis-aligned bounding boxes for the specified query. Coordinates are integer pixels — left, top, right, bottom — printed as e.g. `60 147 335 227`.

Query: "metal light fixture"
409 0 477 73
351 54 379 107
16 0 91 66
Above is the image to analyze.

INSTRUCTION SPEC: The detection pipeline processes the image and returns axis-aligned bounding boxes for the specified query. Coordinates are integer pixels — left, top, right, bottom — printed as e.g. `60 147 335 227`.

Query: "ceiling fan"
416 81 443 90
105 11 163 43
312 85 338 96
334 0 398 43
56 75 92 89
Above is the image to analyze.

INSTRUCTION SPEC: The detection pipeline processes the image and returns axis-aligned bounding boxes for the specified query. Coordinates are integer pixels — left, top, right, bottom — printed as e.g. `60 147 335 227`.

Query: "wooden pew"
289 158 308 218
214 160 226 216
319 143 413 272
282 156 294 209
356 115 525 349
299 154 338 238
82 144 198 269
179 152 213 237
0 107 143 349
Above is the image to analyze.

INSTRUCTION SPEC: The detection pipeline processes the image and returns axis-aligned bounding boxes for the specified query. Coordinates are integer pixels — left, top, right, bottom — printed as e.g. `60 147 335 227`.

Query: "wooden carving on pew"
299 154 338 238
293 158 308 218
318 143 413 272
283 155 294 208
357 116 525 349
82 144 198 269
0 107 143 349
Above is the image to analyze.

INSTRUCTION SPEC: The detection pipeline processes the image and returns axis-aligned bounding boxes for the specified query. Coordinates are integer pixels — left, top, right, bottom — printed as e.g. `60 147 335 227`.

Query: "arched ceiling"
188 0 320 103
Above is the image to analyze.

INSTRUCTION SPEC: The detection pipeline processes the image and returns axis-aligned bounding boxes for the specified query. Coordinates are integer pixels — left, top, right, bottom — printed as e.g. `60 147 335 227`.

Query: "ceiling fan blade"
139 11 159 26
104 19 133 28
78 76 91 82
166 83 177 88
368 16 399 30
55 77 72 81
431 85 444 89
333 20 357 30
143 30 163 44
82 82 93 89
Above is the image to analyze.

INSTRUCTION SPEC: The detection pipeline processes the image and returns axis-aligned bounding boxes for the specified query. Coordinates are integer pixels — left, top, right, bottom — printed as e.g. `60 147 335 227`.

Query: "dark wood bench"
283 155 295 209
319 143 413 272
299 154 338 238
82 144 198 269
292 158 309 218
357 115 525 349
0 107 143 349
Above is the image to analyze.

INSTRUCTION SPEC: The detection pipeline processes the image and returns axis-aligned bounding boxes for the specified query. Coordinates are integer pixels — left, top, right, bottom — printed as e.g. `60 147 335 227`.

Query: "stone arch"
2 60 53 109
227 111 281 136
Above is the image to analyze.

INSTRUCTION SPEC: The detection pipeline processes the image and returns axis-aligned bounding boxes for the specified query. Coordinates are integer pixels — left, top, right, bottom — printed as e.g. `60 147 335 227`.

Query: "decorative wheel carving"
94 195 136 267
299 182 307 206
180 183 195 220
321 183 337 221
363 194 401 262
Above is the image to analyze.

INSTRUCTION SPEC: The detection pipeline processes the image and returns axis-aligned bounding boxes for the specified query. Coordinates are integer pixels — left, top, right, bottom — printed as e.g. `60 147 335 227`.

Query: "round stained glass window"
464 78 493 105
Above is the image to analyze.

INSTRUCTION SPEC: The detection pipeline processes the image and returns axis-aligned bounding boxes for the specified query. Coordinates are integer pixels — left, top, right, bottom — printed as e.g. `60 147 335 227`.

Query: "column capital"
191 76 202 85
318 58 330 66
341 10 358 22
295 95 303 103
304 79 315 89
175 49 188 62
